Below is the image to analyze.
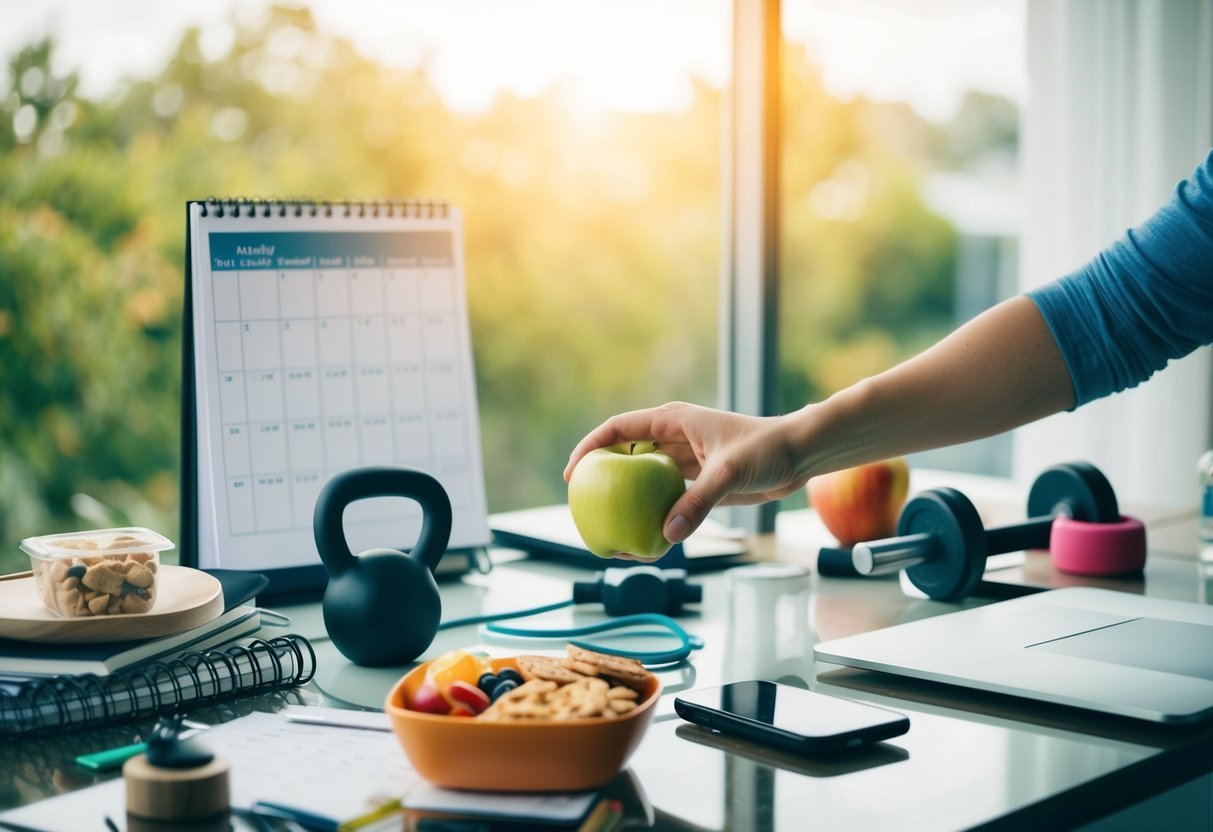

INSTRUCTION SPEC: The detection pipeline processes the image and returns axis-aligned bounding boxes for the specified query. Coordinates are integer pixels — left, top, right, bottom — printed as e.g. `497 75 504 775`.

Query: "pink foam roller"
1050 515 1146 576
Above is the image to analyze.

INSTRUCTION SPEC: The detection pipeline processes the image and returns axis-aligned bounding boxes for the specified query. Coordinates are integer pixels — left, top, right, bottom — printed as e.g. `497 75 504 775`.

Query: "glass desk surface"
4 511 1213 831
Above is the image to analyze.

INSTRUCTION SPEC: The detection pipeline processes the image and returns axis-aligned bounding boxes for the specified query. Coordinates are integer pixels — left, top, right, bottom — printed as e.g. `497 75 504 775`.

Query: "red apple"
808 458 909 546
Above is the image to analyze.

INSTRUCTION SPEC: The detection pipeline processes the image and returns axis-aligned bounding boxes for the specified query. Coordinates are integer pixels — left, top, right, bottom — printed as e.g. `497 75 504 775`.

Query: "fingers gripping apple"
568 441 687 559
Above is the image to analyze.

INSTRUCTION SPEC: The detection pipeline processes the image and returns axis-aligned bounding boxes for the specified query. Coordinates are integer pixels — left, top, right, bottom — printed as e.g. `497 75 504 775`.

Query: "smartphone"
674 681 909 754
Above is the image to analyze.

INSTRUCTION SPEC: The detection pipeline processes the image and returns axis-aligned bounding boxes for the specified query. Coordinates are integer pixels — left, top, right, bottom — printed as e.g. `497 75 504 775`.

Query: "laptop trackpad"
1030 618 1213 682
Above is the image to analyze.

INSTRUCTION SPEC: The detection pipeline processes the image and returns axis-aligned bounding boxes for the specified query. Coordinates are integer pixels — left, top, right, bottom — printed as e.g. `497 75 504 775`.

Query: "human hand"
563 401 809 545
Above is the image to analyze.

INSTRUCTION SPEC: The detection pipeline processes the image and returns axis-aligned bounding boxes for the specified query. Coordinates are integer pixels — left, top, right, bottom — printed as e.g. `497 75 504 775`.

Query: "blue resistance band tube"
437 600 704 667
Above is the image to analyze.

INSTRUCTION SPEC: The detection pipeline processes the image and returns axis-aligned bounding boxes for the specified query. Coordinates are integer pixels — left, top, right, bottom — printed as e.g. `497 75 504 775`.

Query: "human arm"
564 295 1074 544
1029 148 1213 404
567 149 1213 545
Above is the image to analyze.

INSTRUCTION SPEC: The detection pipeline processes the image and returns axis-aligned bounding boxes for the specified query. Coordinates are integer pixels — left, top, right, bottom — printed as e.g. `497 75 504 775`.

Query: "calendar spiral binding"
199 196 450 219
0 634 316 737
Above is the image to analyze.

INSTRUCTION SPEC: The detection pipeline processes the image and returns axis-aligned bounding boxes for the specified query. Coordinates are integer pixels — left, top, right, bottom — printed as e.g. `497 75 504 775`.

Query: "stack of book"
0 570 315 736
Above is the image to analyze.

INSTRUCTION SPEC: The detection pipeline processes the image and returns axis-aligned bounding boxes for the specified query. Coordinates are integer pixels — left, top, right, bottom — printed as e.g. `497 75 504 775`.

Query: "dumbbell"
849 462 1125 601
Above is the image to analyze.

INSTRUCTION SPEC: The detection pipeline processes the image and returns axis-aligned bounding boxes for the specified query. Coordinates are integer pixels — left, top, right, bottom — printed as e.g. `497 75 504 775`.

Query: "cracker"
473 648 654 722
560 658 600 677
565 645 650 691
517 654 587 685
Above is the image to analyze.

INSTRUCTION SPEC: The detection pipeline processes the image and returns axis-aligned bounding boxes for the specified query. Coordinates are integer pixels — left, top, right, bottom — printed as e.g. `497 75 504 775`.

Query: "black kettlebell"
313 467 452 667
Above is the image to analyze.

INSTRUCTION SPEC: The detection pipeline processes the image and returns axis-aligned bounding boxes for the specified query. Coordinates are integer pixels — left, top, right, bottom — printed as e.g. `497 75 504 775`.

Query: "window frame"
741 1 1212 521
722 0 782 533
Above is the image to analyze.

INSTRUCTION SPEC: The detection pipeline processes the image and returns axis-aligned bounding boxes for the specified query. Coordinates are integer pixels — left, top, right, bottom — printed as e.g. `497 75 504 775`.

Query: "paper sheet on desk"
0 713 413 831
0 711 597 831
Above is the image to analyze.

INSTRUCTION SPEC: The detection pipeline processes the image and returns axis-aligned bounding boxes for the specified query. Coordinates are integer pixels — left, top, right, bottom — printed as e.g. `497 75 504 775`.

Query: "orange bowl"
385 656 661 792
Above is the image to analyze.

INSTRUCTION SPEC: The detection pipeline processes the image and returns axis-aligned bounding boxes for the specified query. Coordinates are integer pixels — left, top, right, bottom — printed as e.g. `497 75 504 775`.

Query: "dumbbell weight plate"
1025 462 1119 525
901 488 987 602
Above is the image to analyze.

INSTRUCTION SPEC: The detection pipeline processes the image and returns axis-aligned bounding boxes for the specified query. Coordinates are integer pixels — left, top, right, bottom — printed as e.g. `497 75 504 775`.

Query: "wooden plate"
0 565 224 643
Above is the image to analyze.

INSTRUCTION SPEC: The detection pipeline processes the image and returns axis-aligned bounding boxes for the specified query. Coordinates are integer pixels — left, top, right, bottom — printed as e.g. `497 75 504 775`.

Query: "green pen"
76 741 152 772
75 724 206 772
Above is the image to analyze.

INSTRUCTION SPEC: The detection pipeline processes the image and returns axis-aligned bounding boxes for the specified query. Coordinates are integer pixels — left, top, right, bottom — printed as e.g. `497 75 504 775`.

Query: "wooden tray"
0 565 224 643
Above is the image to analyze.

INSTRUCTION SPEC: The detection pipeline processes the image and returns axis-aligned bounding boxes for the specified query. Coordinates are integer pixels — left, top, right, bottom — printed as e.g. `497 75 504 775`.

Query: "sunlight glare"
308 0 729 114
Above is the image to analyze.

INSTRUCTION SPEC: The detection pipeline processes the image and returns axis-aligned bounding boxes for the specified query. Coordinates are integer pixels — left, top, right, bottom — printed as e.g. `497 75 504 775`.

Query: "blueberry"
490 679 517 701
477 672 500 695
497 668 524 686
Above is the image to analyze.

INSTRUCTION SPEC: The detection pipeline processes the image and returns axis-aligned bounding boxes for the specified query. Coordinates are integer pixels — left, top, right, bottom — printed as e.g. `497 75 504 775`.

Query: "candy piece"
448 681 490 714
411 681 452 715
429 650 489 708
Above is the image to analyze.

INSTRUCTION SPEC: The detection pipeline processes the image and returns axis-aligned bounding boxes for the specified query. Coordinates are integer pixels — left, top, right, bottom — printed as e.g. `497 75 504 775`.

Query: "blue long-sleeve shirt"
1028 149 1213 407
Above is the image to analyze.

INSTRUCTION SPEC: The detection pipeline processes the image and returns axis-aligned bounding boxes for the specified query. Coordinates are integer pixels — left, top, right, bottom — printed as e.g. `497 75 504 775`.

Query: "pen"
249 798 403 832
77 741 156 773
75 723 208 771
250 800 339 832
414 821 490 832
340 798 403 831
281 705 391 732
581 799 624 832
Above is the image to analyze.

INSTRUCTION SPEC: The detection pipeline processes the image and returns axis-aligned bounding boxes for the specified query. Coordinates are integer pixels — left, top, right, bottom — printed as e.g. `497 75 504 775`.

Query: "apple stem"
629 442 637 455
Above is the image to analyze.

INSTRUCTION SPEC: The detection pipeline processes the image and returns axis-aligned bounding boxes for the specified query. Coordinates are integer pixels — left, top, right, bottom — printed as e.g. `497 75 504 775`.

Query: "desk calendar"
182 199 490 594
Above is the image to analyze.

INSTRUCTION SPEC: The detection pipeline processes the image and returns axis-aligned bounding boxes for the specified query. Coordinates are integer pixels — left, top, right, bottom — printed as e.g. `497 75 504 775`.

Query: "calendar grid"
192 218 490 574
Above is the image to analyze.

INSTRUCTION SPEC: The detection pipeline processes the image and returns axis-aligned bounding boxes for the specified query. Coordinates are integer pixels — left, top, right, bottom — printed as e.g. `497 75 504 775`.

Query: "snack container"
385 656 661 792
20 527 174 618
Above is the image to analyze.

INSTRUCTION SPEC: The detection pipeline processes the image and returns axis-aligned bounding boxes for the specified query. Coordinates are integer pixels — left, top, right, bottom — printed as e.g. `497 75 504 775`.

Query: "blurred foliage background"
0 5 1016 574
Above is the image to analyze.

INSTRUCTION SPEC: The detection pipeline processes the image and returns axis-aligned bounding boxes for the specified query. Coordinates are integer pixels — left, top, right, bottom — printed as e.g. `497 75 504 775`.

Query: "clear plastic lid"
19 526 176 560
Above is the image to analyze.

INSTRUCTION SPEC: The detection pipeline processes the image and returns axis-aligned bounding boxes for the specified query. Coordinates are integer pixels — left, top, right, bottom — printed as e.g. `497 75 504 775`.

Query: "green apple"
568 441 687 559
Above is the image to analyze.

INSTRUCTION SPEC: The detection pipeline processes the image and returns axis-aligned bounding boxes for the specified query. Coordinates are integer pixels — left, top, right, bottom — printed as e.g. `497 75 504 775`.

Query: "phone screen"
674 681 909 751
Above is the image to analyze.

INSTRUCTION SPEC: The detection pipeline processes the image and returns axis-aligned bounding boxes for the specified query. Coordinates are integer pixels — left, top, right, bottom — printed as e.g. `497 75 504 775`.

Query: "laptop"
489 504 749 571
814 587 1213 723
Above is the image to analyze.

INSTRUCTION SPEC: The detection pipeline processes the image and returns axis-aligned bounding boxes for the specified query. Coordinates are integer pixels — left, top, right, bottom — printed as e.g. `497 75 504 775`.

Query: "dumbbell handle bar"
852 516 1057 576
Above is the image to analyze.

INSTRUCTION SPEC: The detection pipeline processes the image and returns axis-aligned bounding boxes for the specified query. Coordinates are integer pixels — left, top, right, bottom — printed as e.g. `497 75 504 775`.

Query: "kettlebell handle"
314 467 453 578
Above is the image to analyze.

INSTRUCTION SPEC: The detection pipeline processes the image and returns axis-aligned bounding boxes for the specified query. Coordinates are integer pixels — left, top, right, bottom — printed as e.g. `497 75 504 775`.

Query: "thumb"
664 463 734 544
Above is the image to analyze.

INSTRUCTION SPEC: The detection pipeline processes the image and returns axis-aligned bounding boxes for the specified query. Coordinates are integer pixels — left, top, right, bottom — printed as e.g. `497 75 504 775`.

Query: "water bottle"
1200 449 1213 543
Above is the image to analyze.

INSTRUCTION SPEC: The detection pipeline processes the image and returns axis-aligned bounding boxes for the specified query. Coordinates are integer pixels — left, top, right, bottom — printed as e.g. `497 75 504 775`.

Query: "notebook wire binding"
197 196 450 219
0 634 316 737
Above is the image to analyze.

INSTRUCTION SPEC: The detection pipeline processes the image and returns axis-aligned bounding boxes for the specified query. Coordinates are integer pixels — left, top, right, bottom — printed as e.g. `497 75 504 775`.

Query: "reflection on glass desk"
4 521 1213 830
0 687 323 815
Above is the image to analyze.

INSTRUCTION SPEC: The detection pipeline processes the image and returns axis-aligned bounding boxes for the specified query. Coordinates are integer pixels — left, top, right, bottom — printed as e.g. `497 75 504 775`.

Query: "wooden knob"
123 753 230 822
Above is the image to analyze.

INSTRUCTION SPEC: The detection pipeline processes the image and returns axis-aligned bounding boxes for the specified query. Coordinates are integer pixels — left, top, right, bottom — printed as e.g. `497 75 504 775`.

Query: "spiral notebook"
0 633 316 736
181 198 492 598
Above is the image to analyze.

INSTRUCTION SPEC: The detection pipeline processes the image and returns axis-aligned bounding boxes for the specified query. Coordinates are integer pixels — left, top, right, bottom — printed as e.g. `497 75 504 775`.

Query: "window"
779 0 1026 479
0 1 730 574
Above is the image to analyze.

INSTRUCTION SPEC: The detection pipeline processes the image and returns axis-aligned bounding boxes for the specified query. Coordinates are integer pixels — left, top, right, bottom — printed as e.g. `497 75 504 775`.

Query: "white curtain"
1015 0 1213 510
